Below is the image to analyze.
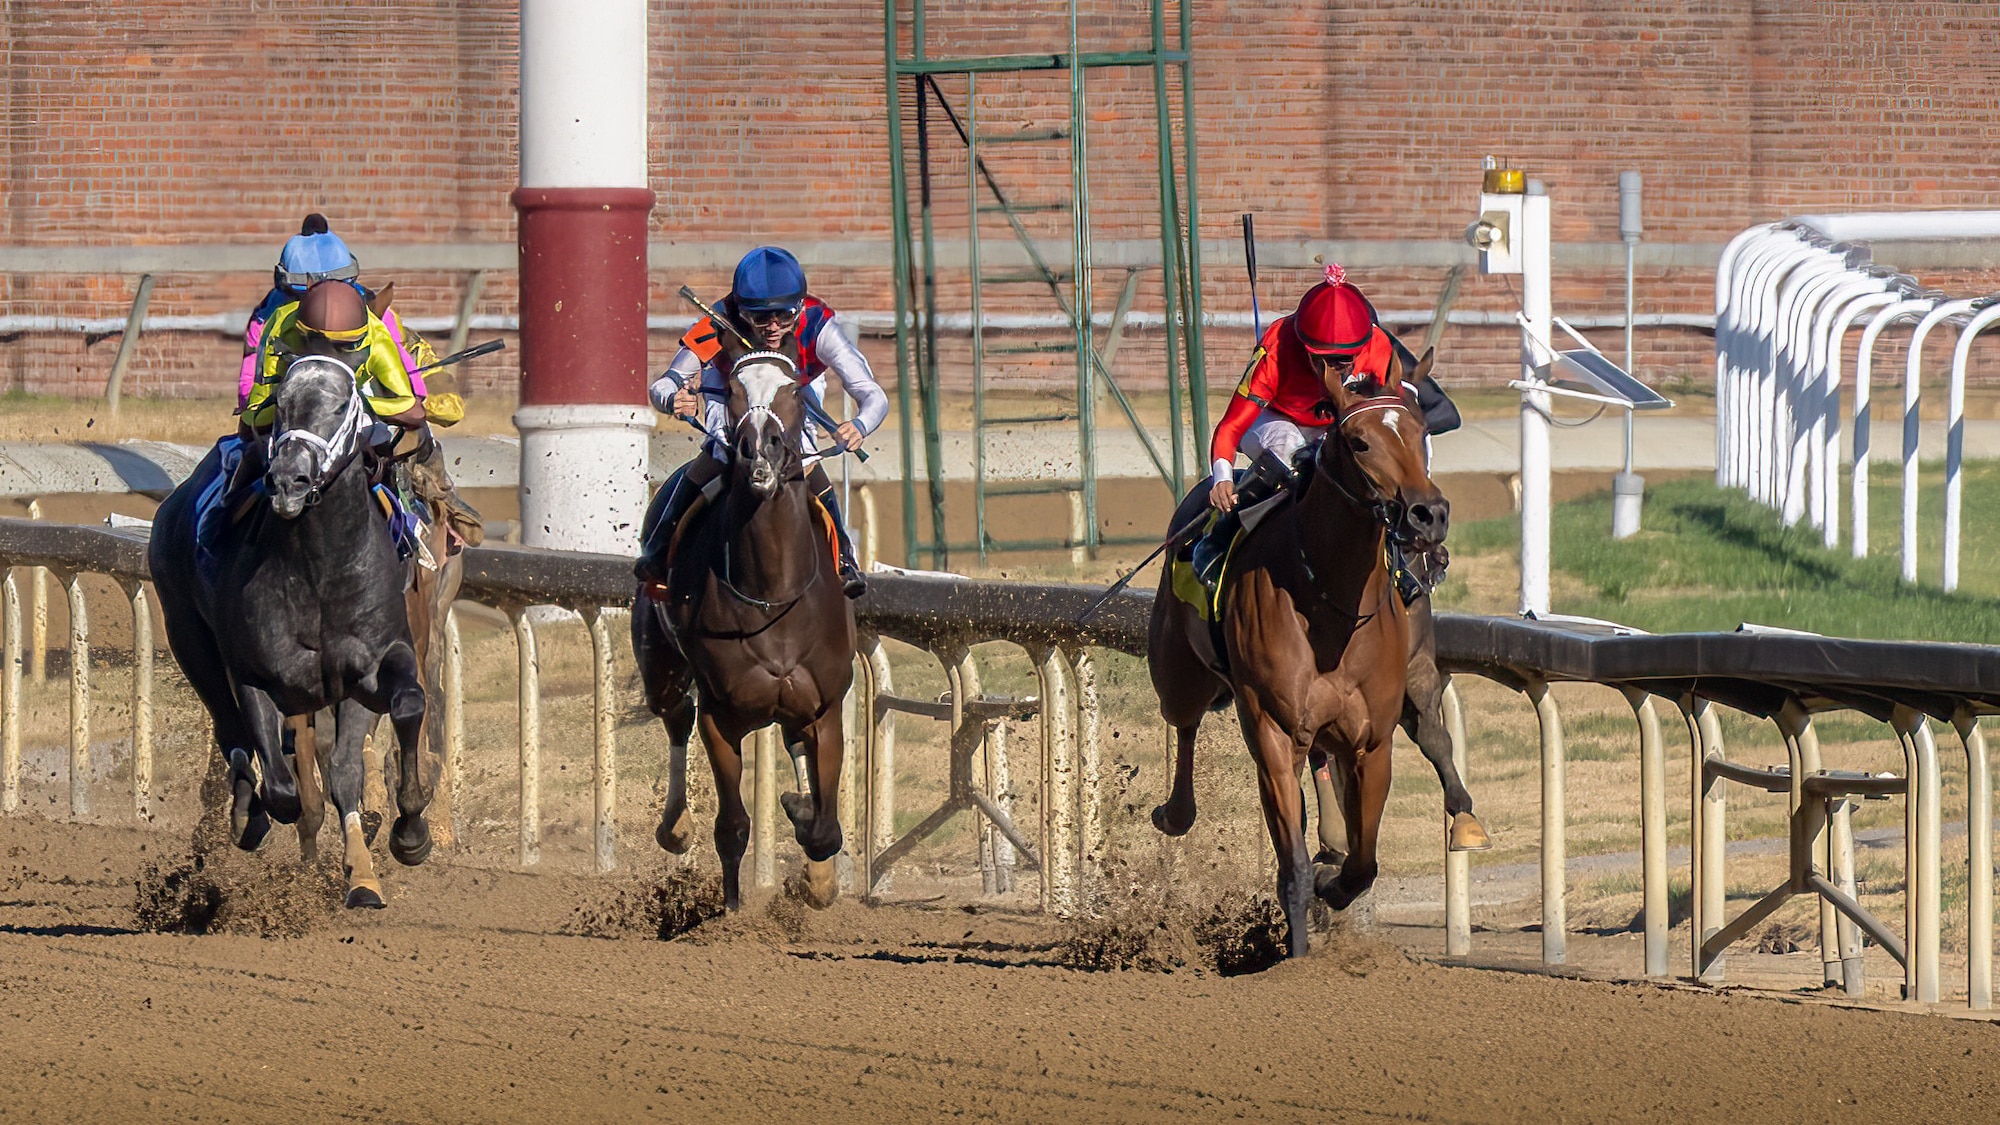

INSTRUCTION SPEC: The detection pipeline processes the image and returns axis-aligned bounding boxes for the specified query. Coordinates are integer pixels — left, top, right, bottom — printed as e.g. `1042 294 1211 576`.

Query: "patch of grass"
1447 465 2000 641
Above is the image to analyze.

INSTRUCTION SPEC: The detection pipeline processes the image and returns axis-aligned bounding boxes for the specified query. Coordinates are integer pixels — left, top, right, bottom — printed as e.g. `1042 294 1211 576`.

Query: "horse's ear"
368 282 394 317
1414 346 1435 383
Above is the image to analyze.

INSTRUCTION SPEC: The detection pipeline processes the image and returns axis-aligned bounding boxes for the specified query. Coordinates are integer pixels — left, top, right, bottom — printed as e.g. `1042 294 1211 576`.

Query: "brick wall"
4 1 2000 402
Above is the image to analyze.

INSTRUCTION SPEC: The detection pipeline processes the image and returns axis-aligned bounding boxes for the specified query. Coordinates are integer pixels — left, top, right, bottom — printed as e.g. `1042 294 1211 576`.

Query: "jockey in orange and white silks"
637 246 885 598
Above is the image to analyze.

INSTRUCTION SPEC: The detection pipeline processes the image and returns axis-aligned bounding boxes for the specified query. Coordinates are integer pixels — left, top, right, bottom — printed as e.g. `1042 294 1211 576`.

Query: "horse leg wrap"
341 810 385 909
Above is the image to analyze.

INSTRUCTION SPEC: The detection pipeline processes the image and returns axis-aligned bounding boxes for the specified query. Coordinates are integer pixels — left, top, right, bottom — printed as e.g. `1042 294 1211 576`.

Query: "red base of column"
512 186 656 406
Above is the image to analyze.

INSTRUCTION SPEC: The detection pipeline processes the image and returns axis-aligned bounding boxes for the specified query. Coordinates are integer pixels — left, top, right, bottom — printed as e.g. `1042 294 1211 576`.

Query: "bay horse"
150 351 433 908
631 333 854 910
1150 346 1451 957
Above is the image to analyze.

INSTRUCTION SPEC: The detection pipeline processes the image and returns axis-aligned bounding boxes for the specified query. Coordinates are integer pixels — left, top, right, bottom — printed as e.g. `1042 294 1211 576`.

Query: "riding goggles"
743 306 801 327
300 321 370 344
278 262 361 292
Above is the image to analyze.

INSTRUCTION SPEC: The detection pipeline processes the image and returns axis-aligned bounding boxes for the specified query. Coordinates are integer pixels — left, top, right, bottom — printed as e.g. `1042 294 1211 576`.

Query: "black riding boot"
634 451 725 586
807 464 866 598
1191 450 1296 585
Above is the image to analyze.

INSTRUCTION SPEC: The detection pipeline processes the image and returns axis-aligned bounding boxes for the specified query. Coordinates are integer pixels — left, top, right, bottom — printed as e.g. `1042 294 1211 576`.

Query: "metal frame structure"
885 0 1209 567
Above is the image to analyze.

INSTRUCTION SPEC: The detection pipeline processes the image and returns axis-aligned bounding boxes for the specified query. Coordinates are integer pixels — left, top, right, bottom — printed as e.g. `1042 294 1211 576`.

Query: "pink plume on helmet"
1324 262 1347 287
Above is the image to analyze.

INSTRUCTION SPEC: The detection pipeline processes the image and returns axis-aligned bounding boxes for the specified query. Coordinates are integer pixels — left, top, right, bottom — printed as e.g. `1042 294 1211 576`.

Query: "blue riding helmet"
275 231 360 295
732 246 806 313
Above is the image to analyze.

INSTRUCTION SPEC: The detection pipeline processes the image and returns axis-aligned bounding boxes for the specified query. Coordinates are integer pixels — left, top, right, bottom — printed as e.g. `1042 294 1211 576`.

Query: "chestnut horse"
1150 347 1450 957
631 334 854 910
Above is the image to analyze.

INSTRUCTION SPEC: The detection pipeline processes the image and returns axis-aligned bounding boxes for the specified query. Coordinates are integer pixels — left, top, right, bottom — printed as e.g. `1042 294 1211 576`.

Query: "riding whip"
676 285 871 463
412 338 506 374
1074 509 1212 625
1242 213 1262 339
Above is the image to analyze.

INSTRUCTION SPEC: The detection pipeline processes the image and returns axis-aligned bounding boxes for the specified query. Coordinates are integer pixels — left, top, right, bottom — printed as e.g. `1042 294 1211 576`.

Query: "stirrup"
839 559 867 599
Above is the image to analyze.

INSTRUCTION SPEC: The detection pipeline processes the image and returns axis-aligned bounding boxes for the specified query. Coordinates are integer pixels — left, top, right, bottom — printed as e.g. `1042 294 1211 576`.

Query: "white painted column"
515 0 654 555
1517 184 1553 616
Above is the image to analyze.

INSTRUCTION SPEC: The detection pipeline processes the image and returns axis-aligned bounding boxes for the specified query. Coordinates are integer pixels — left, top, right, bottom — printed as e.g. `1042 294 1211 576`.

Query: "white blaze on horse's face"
734 353 797 496
268 356 365 520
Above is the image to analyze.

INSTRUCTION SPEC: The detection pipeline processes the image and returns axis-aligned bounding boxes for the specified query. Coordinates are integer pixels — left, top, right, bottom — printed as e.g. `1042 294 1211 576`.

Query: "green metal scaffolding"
884 0 1210 568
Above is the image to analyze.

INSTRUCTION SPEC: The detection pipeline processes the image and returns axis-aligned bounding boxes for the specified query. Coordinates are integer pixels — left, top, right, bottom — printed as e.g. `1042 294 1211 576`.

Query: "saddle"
641 476 842 602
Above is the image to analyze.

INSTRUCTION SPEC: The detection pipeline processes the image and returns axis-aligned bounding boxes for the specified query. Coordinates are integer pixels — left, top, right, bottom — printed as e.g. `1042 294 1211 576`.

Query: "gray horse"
150 353 432 908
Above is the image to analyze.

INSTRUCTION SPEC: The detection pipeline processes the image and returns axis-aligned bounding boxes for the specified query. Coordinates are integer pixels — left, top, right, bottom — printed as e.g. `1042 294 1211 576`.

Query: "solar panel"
1536 349 1673 410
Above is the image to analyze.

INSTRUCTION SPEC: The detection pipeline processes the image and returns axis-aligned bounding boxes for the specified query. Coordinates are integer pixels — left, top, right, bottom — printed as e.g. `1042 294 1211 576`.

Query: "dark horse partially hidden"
1150 346 1451 957
632 335 854 910
150 353 432 908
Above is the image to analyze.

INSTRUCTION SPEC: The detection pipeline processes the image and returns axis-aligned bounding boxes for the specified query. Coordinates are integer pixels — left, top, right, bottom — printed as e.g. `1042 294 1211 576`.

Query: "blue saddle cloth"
194 437 257 584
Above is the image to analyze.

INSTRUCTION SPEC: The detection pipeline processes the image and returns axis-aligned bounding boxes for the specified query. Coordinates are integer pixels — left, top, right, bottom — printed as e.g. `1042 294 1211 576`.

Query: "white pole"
1714 226 1773 490
1853 298 1934 558
1775 262 1851 526
1813 285 1899 549
1518 184 1553 617
1945 304 2000 592
515 0 653 557
1902 300 1975 583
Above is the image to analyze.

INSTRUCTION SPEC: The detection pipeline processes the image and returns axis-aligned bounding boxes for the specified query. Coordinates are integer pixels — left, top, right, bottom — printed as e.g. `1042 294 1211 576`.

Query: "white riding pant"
1241 409 1328 470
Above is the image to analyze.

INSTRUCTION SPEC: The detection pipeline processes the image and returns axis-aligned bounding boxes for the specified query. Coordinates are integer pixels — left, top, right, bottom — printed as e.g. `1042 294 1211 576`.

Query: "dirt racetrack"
0 816 1994 1123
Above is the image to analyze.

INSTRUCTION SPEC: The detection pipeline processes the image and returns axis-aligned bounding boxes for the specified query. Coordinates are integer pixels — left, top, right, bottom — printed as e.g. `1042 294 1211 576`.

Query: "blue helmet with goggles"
274 214 359 295
731 246 806 314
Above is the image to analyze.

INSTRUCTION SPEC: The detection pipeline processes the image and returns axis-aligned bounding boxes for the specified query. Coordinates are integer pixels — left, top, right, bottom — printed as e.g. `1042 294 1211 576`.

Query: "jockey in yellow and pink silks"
238 215 430 411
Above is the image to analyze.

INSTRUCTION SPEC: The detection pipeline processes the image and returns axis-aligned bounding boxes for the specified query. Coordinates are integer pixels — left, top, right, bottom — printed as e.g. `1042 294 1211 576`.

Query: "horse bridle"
1316 391 1415 542
268 356 368 507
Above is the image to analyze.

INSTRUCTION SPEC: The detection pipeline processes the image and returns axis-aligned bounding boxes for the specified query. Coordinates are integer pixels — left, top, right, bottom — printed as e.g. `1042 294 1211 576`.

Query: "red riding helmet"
1292 263 1375 356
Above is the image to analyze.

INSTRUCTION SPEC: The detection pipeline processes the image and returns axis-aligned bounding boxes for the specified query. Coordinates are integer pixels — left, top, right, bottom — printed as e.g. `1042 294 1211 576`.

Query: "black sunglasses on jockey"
742 305 801 328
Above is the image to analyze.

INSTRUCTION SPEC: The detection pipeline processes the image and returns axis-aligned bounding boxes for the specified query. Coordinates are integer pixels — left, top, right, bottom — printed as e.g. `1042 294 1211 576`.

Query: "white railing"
1715 214 2000 589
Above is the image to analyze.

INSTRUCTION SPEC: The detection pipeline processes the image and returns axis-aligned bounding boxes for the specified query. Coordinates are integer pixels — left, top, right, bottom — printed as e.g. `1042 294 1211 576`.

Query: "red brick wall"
4 1 2000 401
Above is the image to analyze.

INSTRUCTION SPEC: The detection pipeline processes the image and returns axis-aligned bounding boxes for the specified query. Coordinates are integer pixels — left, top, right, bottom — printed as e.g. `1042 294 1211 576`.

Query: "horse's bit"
268 356 368 507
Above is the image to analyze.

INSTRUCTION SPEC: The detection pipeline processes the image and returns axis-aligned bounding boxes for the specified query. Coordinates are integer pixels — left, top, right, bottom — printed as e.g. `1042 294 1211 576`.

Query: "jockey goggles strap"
302 322 369 344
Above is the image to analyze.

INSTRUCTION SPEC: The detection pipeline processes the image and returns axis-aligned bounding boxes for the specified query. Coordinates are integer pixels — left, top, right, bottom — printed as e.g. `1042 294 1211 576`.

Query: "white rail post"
1952 709 1992 1011
988 716 1015 894
1684 696 1727 982
1817 287 1898 549
1852 297 1934 558
1829 794 1864 996
1 570 17 812
1622 687 1668 977
65 573 88 818
1714 226 1771 490
1902 300 1975 583
861 633 895 895
1892 705 1941 1003
839 662 861 893
127 581 152 821
510 606 541 867
1442 676 1472 958
948 646 995 894
1033 643 1078 916
585 607 617 873
1072 645 1104 908
1525 676 1565 965
1779 699 1838 989
1944 303 2000 592
755 724 779 890
27 500 46 686
443 607 464 843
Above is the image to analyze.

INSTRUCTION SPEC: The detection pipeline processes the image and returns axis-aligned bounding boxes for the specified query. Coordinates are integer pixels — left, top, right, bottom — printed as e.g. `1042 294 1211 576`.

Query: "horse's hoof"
655 808 694 855
786 858 839 910
1312 845 1348 867
1447 811 1493 852
360 810 383 847
389 815 433 866
231 775 271 852
1313 864 1367 911
1151 801 1195 837
344 883 386 910
779 790 812 831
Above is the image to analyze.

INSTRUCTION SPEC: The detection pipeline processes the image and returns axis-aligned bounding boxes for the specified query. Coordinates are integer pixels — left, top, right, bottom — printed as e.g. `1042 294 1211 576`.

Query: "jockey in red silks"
1192 263 1454 598
635 246 888 598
